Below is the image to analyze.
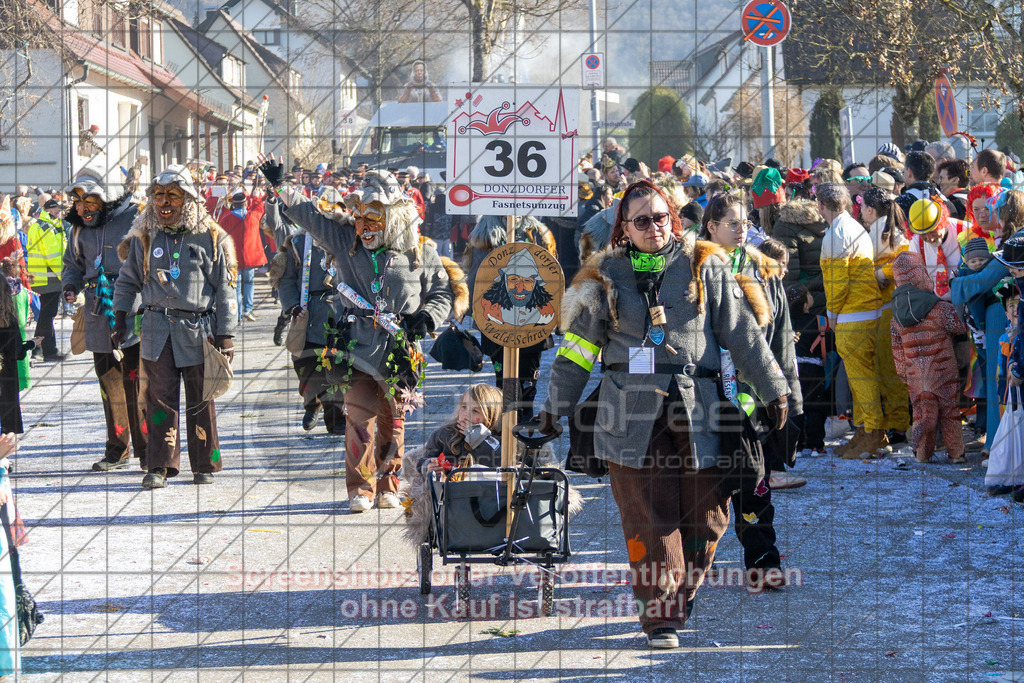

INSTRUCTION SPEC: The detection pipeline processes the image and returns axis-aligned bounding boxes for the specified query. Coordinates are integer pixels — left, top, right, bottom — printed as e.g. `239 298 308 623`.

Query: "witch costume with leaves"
262 161 457 511
61 166 148 472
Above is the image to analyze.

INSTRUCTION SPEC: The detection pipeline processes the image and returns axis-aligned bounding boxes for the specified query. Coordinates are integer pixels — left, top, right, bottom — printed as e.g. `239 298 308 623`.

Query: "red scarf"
916 232 950 297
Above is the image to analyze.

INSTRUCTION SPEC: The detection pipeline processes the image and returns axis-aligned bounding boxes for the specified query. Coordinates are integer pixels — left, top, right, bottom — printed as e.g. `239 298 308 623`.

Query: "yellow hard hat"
909 198 942 234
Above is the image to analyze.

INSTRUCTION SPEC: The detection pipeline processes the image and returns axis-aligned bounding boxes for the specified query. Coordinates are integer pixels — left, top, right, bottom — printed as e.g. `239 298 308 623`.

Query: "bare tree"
788 0 981 146
720 76 808 166
297 0 448 111
450 0 585 83
936 0 1024 141
690 114 734 165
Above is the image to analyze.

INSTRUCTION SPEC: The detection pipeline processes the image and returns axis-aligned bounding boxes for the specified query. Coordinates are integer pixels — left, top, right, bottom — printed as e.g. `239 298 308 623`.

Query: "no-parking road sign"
935 72 959 138
741 0 791 47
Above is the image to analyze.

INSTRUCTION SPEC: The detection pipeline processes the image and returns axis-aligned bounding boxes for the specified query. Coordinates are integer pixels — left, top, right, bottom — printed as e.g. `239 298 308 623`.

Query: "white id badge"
628 347 655 374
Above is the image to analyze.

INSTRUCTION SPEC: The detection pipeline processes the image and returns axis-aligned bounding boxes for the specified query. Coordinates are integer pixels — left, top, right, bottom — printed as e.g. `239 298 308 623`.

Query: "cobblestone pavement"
11 282 1024 681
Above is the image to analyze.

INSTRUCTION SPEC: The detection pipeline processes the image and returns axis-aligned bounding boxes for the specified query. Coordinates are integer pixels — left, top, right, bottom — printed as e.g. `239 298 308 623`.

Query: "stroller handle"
512 421 562 448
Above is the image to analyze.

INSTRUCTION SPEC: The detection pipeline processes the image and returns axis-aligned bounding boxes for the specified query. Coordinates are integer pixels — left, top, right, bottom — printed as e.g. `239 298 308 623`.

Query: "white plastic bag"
985 386 1024 487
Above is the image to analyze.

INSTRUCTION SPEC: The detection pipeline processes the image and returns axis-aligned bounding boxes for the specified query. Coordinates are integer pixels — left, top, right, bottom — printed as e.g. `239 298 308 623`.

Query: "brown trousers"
344 371 403 499
143 341 221 477
608 410 731 635
94 344 147 463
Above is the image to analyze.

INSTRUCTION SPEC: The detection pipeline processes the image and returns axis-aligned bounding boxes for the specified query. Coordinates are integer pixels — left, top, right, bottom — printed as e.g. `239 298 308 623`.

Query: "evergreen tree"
809 88 844 161
629 87 693 167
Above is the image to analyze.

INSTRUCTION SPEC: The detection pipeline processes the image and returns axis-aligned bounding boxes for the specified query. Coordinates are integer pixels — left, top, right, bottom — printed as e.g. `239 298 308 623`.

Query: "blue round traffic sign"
935 73 958 138
741 0 791 47
585 55 600 70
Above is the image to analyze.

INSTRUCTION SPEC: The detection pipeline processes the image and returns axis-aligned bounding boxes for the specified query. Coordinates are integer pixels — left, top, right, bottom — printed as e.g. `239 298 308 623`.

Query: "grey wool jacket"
62 194 141 353
277 226 341 348
544 234 790 470
283 197 454 380
112 198 238 367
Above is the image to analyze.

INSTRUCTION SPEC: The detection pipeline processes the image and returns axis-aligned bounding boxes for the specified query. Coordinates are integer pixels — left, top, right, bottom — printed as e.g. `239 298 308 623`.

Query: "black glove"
285 305 302 318
535 410 561 435
766 396 789 431
110 311 127 349
259 158 285 188
215 335 234 363
63 285 77 304
402 311 435 340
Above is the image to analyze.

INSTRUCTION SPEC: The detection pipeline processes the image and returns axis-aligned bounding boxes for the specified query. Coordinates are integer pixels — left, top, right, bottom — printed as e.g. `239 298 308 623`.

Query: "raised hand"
257 152 285 188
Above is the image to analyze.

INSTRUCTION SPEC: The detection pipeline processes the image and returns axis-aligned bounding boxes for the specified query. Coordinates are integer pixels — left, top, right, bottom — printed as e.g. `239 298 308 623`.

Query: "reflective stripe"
562 332 600 364
836 309 881 324
565 332 600 355
556 346 595 372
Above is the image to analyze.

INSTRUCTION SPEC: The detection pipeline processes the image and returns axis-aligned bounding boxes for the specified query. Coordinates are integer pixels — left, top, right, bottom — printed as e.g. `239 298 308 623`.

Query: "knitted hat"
964 237 993 264
877 142 905 163
657 156 675 173
751 167 785 208
679 202 703 225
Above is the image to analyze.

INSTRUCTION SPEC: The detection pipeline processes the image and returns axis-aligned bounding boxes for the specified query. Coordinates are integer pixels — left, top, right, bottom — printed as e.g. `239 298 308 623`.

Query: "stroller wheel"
538 569 555 616
418 543 433 595
454 563 471 617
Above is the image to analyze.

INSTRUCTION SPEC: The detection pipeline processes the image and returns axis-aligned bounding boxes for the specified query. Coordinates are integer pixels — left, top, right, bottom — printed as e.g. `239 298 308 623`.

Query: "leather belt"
606 362 720 378
145 306 211 320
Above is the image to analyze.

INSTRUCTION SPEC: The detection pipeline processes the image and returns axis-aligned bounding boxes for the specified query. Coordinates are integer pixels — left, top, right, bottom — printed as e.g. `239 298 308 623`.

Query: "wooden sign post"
472 231 564 538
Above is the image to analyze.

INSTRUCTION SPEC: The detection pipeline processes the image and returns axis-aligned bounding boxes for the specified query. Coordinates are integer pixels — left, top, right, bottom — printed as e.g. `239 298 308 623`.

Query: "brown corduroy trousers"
608 409 731 634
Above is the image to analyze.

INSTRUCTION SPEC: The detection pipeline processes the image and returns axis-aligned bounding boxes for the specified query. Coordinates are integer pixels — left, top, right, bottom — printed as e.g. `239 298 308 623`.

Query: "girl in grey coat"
538 180 789 649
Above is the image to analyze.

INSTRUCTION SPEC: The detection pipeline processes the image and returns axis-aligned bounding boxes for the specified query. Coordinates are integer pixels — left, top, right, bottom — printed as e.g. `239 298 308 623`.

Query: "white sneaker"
349 495 373 513
377 492 401 509
768 471 807 489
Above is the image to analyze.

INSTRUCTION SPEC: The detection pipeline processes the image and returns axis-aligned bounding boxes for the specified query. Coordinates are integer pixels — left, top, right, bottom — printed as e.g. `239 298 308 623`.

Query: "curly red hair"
610 180 684 248
967 183 999 224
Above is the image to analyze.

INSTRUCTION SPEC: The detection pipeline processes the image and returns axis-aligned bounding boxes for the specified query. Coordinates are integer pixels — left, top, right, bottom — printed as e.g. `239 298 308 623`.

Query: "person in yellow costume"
817 182 889 458
860 187 912 446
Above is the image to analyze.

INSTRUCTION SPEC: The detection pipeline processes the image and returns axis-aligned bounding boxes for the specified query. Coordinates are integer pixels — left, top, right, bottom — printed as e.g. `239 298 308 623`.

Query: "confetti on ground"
481 628 520 638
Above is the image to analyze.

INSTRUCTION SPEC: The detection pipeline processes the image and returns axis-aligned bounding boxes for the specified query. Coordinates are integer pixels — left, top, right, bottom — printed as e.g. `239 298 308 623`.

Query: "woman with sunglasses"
700 192 804 585
538 180 790 648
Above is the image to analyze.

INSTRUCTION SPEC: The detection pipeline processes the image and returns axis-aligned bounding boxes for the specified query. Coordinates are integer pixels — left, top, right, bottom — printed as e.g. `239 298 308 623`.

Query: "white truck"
348 101 449 179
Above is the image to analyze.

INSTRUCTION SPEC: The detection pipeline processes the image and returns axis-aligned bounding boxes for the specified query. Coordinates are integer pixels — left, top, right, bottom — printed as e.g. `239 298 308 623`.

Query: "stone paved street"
10 282 1024 681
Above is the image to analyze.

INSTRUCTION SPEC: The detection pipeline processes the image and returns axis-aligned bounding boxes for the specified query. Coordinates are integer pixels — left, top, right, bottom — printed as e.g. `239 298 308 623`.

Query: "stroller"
417 422 571 616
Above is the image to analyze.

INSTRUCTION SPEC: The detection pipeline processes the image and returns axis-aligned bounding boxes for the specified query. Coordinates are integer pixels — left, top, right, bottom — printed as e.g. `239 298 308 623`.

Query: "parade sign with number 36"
446 85 580 218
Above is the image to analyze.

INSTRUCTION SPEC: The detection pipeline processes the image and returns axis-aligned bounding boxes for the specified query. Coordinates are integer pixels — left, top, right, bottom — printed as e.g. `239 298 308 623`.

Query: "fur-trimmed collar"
778 199 826 229
687 240 772 327
117 197 236 283
562 234 698 333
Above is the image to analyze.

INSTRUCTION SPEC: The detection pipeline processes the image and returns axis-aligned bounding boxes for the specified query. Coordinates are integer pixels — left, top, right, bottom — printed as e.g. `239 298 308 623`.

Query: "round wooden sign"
472 242 564 349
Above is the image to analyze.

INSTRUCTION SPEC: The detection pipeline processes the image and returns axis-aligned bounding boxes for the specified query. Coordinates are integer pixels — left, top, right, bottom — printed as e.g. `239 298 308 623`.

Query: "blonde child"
417 384 504 476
